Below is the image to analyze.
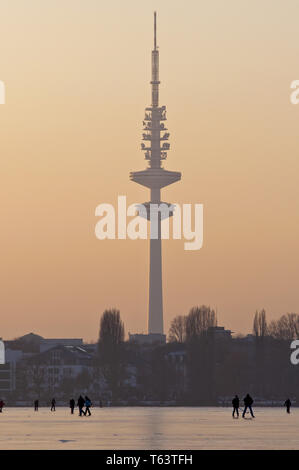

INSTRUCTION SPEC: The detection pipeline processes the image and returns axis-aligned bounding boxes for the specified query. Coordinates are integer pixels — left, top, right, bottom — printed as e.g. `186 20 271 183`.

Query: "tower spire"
151 12 160 108
154 11 157 50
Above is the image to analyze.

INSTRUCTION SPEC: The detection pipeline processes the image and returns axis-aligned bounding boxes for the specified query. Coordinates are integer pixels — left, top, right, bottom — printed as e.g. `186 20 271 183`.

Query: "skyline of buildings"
0 321 295 405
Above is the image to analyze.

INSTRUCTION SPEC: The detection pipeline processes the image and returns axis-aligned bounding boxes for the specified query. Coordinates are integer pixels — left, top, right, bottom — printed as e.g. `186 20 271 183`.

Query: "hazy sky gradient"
1 0 299 340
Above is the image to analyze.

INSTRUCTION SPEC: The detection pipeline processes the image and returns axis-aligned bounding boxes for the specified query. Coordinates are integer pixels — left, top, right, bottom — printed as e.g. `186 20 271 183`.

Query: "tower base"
128 333 166 346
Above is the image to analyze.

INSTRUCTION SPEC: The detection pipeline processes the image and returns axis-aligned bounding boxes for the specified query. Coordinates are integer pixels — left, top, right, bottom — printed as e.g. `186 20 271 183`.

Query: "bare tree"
268 313 299 340
97 309 125 399
252 309 268 397
168 315 187 343
184 306 217 404
98 309 125 346
253 309 267 338
185 305 217 341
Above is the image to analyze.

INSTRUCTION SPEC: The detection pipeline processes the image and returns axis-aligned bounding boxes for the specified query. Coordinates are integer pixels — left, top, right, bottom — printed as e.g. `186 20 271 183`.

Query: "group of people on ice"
75 395 92 416
33 395 93 416
232 394 255 418
232 394 292 417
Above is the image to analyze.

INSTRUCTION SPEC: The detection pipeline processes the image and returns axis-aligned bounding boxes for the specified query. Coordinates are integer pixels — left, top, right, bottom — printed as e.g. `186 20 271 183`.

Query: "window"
0 372 10 379
0 381 10 389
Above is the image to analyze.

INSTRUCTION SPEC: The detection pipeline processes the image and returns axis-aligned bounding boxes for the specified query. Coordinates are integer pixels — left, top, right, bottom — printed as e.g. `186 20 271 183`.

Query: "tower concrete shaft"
130 13 181 334
148 187 163 334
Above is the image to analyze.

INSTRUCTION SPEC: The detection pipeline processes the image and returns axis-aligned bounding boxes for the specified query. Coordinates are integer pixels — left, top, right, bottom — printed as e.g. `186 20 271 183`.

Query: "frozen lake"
0 407 297 450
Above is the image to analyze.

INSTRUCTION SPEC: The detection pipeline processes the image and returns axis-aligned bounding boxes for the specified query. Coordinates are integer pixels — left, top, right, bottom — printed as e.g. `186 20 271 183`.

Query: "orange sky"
0 0 299 341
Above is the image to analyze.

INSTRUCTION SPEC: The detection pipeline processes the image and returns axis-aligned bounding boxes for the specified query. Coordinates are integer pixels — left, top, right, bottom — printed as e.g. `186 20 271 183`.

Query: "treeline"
168 308 299 343
96 307 299 404
253 309 299 340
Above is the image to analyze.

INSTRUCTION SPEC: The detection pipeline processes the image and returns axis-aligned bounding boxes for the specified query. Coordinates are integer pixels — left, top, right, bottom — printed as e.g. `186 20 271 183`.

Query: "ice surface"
0 407 297 450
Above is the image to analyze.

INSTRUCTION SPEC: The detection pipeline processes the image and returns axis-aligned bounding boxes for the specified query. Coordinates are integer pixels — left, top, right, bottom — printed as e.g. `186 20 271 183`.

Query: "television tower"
130 12 181 335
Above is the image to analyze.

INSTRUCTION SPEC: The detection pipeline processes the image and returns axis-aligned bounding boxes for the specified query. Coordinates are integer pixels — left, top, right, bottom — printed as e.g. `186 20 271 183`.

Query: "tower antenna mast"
154 11 157 50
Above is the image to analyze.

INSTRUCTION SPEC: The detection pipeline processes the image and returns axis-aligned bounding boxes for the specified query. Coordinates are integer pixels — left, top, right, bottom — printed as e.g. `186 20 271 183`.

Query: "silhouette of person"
0 399 4 412
242 393 255 418
232 395 240 418
51 398 56 412
99 400 103 408
77 395 85 416
84 396 92 416
284 398 291 414
34 399 39 411
70 398 75 414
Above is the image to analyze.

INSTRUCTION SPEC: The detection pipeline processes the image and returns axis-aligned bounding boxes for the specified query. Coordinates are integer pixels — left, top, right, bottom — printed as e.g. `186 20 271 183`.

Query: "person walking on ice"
242 393 255 418
70 398 75 414
51 398 56 412
284 398 291 414
84 396 92 416
232 395 240 418
77 395 85 416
